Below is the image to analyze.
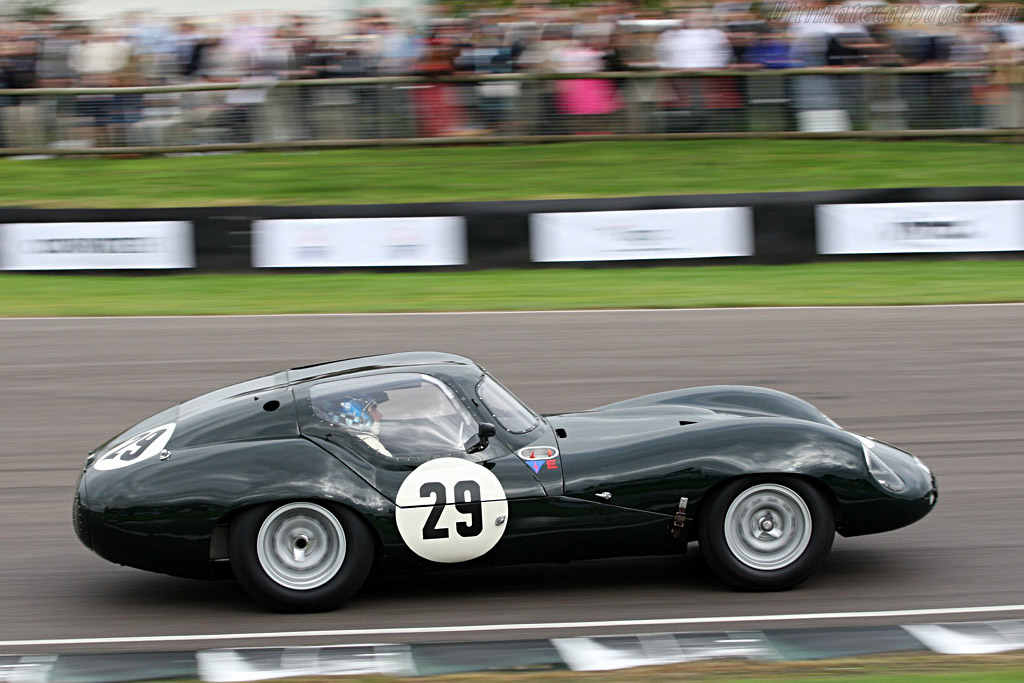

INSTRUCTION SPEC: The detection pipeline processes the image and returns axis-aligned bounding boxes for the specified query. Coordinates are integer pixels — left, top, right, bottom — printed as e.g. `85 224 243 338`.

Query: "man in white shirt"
655 12 733 70
654 12 738 132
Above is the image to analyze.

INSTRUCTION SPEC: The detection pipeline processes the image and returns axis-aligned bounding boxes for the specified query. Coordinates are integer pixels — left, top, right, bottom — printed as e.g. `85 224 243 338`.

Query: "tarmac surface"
1 306 1022 653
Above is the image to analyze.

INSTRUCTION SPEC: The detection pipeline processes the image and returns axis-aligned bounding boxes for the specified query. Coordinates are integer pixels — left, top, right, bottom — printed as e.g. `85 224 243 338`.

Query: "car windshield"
476 375 538 434
311 373 477 458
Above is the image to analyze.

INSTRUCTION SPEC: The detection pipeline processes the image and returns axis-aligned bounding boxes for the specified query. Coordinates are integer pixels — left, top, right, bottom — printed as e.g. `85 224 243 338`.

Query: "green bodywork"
74 352 936 580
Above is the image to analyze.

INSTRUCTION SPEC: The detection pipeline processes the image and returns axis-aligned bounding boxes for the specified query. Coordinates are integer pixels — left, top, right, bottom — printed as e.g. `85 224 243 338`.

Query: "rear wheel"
229 501 373 612
699 478 834 590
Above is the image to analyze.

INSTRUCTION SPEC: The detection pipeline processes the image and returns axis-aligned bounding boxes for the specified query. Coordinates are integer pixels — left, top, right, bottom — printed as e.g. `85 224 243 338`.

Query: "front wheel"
229 501 374 612
699 478 834 590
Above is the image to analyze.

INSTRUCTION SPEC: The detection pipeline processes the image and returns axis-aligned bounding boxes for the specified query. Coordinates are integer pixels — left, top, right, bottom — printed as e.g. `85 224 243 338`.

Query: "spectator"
68 28 134 145
656 13 740 132
411 25 470 137
0 2 1019 147
554 36 622 134
743 24 793 69
655 13 733 70
69 27 132 84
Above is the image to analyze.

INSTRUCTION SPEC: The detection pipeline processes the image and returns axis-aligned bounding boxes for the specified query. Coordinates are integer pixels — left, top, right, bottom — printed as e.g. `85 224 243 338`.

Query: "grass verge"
1 140 1022 208
1 260 1022 316
156 653 1024 683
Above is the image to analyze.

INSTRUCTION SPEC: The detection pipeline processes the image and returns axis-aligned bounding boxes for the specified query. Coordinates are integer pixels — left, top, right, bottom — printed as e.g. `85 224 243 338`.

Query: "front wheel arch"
693 473 840 540
697 474 836 590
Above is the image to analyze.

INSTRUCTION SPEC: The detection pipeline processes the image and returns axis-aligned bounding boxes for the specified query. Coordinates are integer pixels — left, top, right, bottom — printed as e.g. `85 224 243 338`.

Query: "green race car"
74 352 937 612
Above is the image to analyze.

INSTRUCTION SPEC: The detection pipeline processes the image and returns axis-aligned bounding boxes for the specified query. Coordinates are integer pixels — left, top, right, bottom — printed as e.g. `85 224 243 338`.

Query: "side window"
476 375 539 434
311 373 477 458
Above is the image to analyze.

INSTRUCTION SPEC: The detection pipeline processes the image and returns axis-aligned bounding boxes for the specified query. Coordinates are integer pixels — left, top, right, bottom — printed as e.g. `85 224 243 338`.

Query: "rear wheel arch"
213 498 383 561
220 498 380 611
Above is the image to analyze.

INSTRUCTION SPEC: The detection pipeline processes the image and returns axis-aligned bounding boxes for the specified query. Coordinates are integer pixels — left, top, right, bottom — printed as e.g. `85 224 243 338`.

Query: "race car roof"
286 352 477 385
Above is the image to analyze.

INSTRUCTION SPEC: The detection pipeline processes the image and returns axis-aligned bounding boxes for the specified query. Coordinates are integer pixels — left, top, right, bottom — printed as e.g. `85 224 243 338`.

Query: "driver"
322 394 392 457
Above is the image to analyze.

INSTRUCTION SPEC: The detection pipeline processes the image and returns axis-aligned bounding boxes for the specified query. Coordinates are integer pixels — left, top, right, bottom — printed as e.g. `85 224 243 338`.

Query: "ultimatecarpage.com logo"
768 2 1019 26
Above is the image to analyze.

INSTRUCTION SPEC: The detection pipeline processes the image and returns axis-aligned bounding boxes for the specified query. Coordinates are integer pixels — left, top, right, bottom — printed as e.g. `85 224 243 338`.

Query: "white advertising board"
530 207 754 262
252 217 467 268
0 221 194 270
817 201 1024 254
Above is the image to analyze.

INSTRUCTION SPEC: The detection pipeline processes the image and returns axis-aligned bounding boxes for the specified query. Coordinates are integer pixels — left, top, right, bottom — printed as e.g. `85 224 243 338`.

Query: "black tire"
699 477 834 591
229 501 374 612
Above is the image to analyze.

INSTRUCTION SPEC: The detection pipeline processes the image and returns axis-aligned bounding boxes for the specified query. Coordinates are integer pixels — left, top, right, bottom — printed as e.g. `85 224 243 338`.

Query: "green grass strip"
1 260 1022 317
145 663 1024 683
704 674 1024 683
1 140 1022 208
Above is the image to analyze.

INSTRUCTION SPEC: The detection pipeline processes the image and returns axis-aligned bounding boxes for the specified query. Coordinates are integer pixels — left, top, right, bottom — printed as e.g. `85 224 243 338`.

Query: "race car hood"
545 384 838 450
592 385 839 426
546 404 731 452
548 394 853 517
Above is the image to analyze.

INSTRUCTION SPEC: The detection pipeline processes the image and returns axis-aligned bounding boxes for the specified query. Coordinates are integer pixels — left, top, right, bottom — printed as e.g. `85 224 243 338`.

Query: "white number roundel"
94 423 175 471
395 458 508 564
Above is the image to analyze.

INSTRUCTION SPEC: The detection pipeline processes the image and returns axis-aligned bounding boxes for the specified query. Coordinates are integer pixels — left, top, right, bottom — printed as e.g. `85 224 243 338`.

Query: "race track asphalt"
1 305 1022 653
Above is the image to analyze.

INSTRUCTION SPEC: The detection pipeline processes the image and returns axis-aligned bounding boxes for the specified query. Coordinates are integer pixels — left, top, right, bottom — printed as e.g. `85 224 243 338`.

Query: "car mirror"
465 422 496 454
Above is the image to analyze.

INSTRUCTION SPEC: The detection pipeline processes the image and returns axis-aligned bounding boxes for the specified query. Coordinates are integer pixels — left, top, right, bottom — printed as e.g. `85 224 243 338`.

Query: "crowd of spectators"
0 1 1022 146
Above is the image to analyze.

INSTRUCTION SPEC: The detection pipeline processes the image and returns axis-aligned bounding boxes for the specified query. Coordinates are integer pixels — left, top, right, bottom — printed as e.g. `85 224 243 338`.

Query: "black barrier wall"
1 186 1023 272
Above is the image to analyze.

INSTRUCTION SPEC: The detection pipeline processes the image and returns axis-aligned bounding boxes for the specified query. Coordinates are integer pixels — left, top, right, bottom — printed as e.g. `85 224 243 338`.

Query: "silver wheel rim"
256 502 346 590
723 483 812 571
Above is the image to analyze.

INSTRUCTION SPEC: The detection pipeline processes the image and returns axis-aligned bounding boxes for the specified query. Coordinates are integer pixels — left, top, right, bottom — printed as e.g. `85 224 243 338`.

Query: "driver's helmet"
321 396 381 434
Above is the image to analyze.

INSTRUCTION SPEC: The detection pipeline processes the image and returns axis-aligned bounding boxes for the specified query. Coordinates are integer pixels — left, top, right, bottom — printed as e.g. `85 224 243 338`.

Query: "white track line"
2 604 1024 648
1 302 1024 322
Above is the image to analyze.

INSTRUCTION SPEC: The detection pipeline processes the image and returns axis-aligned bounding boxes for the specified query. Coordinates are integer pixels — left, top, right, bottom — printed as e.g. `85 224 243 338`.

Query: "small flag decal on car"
517 446 559 460
518 447 559 474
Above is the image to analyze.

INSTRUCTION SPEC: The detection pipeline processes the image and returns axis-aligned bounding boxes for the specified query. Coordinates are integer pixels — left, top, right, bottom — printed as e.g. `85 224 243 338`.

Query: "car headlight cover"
857 435 906 493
